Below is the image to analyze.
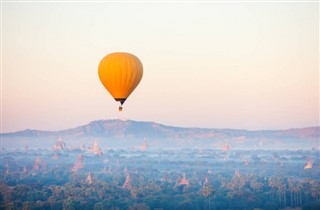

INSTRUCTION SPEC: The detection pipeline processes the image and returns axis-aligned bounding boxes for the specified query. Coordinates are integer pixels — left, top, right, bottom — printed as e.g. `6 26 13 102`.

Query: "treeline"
1 169 320 210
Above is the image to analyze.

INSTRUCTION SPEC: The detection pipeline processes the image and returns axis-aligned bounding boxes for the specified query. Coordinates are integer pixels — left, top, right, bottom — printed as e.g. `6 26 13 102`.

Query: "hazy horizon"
1 118 320 134
2 1 319 132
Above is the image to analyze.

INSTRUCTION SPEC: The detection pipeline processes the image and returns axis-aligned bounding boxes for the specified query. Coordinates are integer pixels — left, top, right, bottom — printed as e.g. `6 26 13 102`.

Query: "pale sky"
1 1 319 132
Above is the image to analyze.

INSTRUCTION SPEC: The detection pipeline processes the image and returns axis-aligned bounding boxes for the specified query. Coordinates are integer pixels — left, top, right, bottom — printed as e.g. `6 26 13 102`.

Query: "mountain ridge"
1 119 319 140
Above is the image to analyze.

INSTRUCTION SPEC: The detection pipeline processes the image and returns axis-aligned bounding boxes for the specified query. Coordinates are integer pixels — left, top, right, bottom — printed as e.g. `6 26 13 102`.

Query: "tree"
62 197 80 210
201 186 212 210
128 203 150 210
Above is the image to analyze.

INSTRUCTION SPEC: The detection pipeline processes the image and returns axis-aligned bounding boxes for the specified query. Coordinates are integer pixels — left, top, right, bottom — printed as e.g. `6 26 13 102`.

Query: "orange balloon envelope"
98 52 143 111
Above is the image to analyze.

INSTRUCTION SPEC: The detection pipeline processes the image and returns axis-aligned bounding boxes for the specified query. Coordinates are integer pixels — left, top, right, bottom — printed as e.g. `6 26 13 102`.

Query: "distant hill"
1 119 319 139
1 119 319 149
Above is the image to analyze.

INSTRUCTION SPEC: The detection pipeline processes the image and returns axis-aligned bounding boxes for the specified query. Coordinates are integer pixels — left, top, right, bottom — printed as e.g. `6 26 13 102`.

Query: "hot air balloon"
98 52 143 111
